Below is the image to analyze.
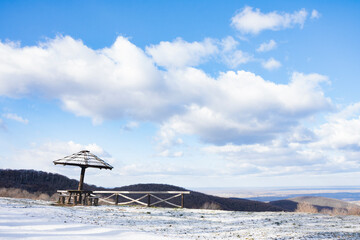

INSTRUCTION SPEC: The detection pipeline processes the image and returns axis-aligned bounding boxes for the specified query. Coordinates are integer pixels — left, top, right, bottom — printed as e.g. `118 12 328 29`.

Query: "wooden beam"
78 167 86 191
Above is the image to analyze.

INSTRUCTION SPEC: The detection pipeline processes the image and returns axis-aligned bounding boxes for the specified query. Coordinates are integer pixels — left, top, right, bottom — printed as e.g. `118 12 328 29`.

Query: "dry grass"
295 202 318 213
295 201 360 216
348 206 360 215
0 188 57 201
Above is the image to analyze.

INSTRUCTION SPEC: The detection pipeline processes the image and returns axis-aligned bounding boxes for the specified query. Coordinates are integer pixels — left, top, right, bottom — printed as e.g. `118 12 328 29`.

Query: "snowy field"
1 197 360 239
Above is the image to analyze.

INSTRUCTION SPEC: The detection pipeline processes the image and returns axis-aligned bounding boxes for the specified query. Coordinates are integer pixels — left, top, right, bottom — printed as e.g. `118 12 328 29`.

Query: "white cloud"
157 149 183 158
200 101 360 177
0 36 331 148
328 102 360 120
158 71 331 145
221 50 253 68
121 121 139 132
4 141 113 173
146 36 253 69
262 58 282 70
146 38 218 68
0 36 170 123
203 140 318 170
257 40 277 52
220 36 239 52
231 6 308 34
2 113 28 124
202 127 360 177
311 9 321 19
311 103 360 150
0 118 5 129
219 36 253 68
116 162 205 177
315 118 360 150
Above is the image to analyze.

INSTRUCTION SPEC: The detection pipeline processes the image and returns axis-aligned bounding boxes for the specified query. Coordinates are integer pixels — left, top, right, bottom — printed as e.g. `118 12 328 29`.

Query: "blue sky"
1 0 360 188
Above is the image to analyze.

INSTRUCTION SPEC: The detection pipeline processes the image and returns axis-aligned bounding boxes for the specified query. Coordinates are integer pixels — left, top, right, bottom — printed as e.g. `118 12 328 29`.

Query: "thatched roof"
53 150 113 169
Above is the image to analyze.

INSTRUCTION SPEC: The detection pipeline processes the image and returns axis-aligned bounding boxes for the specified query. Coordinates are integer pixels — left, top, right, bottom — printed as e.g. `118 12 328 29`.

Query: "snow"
1 197 360 239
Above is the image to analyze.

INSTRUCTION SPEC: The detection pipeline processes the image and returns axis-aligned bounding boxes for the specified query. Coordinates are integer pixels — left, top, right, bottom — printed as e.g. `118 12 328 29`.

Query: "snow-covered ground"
1 197 360 239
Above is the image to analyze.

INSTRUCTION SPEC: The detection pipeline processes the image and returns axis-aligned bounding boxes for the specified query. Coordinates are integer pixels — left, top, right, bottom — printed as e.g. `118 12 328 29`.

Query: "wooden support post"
59 196 65 204
78 167 86 191
83 193 87 206
115 194 119 205
67 192 72 204
181 193 184 208
147 194 151 207
78 193 82 205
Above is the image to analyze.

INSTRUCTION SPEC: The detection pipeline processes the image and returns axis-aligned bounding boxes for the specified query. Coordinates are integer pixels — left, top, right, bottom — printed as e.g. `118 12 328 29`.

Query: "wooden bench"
56 190 96 206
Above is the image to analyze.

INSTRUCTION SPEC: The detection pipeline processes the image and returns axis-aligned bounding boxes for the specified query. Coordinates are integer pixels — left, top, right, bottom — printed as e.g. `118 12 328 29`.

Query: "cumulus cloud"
158 71 331 146
2 113 28 124
146 38 218 68
202 128 360 177
231 6 308 34
262 58 282 70
218 36 253 68
146 36 252 69
257 40 277 52
220 36 239 52
311 9 321 19
116 161 208 177
0 36 331 149
0 118 5 129
121 121 139 132
311 103 360 150
221 50 253 68
157 149 184 158
0 36 170 124
201 101 360 177
203 140 320 170
4 141 113 173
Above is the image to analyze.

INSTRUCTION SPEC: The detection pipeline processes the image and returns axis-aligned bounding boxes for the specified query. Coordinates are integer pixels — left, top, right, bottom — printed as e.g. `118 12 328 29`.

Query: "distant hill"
291 196 359 209
269 196 360 212
0 169 283 212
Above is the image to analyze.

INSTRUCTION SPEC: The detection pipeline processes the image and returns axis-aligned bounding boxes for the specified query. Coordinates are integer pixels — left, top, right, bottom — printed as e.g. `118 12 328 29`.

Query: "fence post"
115 194 119 205
181 193 184 208
67 192 72 204
147 194 151 207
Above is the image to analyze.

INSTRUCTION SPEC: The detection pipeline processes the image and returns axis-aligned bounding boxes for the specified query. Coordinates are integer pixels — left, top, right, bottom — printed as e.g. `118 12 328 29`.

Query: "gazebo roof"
53 150 113 169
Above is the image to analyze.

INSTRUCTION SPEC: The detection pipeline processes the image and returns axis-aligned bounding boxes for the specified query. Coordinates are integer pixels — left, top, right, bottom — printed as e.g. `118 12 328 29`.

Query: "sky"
0 0 360 189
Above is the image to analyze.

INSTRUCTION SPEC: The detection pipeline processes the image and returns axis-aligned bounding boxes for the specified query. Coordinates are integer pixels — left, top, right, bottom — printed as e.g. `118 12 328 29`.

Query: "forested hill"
0 169 284 212
0 169 102 195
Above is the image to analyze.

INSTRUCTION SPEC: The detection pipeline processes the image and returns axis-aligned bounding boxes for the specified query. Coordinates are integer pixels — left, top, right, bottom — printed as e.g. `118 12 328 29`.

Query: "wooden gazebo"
53 150 113 205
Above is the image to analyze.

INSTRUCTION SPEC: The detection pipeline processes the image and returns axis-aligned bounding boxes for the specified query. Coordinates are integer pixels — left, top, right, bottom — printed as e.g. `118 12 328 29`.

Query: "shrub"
0 187 56 201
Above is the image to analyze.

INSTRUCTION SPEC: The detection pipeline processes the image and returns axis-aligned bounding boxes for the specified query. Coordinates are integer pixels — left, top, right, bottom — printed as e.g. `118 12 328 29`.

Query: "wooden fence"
93 191 190 208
